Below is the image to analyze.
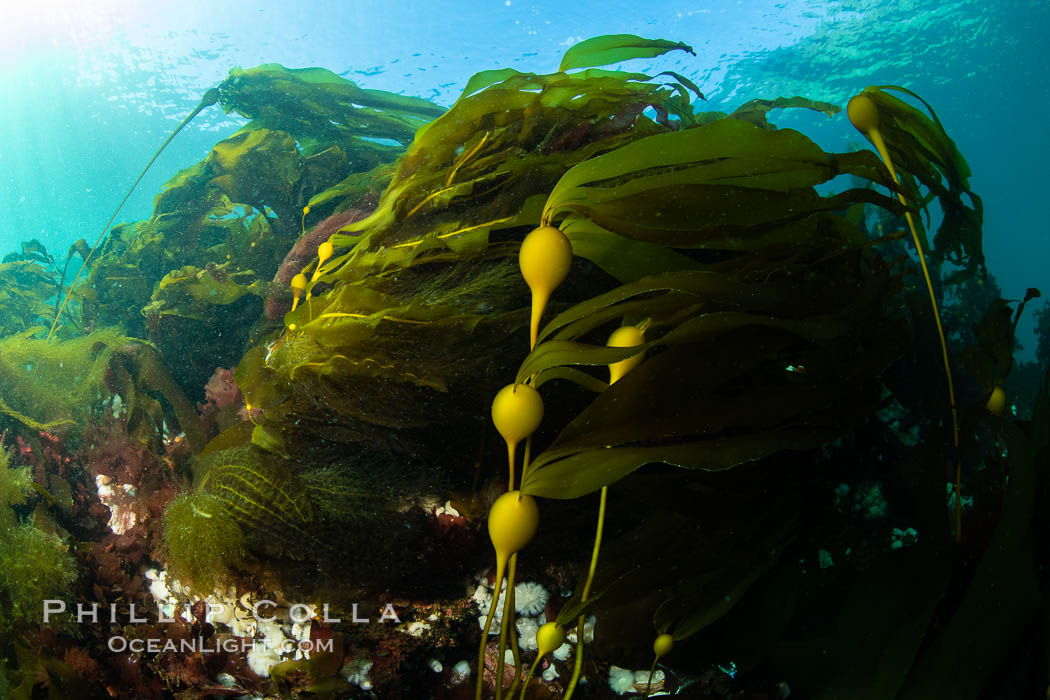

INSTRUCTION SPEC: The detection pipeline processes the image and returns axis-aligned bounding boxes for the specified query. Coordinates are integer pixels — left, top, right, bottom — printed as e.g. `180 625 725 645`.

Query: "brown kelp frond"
728 95 841 129
0 241 62 337
557 34 695 72
239 38 921 483
217 64 444 151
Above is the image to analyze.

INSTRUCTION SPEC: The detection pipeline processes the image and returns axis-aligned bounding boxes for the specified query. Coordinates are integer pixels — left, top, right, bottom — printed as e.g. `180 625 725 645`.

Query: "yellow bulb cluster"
288 221 335 320
476 224 574 700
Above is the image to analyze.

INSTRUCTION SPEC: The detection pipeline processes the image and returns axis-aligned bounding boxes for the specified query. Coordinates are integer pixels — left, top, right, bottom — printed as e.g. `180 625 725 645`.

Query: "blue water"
1 0 1046 353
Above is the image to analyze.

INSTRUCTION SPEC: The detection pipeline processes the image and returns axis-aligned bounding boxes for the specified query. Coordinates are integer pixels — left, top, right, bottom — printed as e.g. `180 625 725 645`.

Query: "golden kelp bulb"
289 273 308 311
303 205 311 215
643 633 675 696
653 633 674 659
519 225 573 349
520 621 566 698
847 94 880 134
492 383 544 485
536 622 565 656
312 240 334 283
638 633 672 696
847 93 900 184
317 240 333 264
477 490 541 699
986 385 1007 416
488 490 540 568
492 383 544 444
607 325 646 384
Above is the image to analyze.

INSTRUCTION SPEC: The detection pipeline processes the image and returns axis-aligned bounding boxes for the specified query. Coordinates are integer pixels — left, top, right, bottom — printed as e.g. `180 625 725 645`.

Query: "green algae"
160 444 400 595
0 449 77 637
0 327 124 431
160 491 248 594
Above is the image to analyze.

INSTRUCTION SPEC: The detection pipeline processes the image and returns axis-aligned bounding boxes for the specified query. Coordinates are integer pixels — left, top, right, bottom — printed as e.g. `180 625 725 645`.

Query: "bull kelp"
0 32 1046 700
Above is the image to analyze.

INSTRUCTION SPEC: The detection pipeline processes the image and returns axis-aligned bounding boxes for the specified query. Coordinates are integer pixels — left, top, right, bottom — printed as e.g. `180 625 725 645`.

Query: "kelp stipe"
48 87 221 338
848 89 961 541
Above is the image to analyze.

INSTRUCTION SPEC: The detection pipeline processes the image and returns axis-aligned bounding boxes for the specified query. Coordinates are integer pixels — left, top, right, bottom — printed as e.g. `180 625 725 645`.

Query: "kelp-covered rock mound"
0 33 1046 700
247 46 908 469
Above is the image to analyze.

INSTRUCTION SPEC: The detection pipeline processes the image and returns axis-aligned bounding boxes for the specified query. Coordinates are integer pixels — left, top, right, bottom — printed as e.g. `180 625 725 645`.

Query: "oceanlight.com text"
106 636 335 655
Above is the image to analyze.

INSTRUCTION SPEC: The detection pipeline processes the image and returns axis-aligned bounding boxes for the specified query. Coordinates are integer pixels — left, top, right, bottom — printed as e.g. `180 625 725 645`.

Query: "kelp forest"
0 34 1047 700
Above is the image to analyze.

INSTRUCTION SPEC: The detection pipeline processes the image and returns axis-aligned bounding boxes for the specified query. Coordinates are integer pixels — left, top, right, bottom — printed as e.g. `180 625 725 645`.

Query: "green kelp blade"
533 269 786 346
554 590 607 627
729 96 841 129
531 366 609 393
459 68 523 100
520 307 891 499
831 149 900 190
556 504 793 647
200 421 255 459
559 186 899 250
653 70 705 100
307 163 395 212
655 533 787 641
521 428 834 500
558 34 695 72
290 352 449 393
897 418 1041 699
543 118 835 221
516 340 657 385
520 308 850 383
234 343 281 411
535 69 657 110
545 292 699 346
335 60 687 244
527 334 825 455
